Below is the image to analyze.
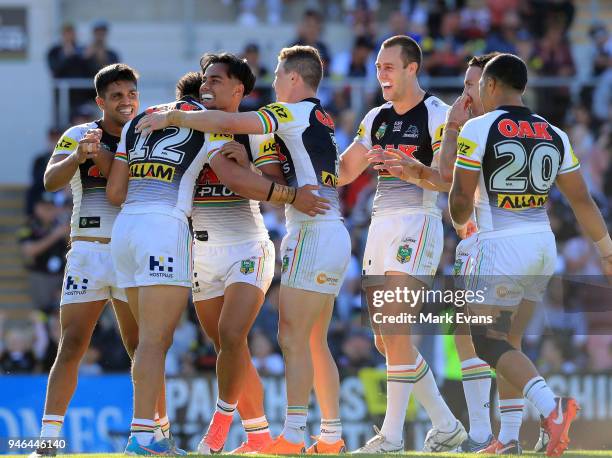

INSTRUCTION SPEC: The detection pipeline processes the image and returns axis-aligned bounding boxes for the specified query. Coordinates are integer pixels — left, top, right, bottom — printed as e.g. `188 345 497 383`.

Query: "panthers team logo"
282 255 289 273
240 259 255 275
375 122 387 140
396 244 412 264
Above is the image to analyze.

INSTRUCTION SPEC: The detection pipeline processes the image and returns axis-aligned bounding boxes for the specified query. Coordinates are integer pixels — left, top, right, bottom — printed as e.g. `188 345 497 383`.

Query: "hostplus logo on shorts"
149 256 174 278
65 276 88 295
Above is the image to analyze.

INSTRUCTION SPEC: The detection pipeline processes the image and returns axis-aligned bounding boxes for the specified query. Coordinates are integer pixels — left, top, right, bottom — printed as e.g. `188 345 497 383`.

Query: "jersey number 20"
489 140 561 193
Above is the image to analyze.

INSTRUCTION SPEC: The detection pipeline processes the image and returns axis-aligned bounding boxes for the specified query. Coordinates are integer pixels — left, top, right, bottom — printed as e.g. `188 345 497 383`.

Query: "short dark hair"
303 9 322 22
467 52 500 69
482 53 528 92
278 45 323 91
94 63 138 97
381 35 422 71
200 52 256 96
175 71 202 100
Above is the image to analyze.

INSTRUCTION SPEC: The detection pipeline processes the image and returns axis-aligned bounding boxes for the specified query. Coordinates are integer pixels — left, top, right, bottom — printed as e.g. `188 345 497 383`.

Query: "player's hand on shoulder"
74 129 102 164
220 141 249 167
447 94 472 126
136 109 172 135
293 184 331 217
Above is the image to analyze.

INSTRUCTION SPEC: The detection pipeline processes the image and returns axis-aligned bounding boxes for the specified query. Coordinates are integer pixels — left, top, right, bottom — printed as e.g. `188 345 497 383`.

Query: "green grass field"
4 452 612 457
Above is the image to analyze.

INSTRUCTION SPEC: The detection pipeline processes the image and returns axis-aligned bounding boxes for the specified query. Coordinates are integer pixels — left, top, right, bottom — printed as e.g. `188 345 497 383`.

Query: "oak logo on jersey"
497 193 548 210
210 133 234 141
130 163 175 182
87 165 104 178
316 110 335 129
457 137 478 157
149 256 174 278
375 122 387 140
65 276 88 294
396 244 413 264
266 103 294 123
321 171 338 188
240 259 255 275
497 119 552 140
55 136 77 152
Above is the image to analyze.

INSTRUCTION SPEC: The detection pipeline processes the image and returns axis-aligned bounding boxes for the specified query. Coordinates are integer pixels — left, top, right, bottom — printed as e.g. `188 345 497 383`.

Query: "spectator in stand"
343 0 378 40
486 0 520 29
333 109 357 152
240 43 273 111
26 128 62 216
289 9 331 73
47 23 86 78
484 10 520 54
337 331 379 377
46 24 90 120
330 36 376 79
529 19 575 124
424 9 469 77
84 21 120 76
0 327 38 374
18 193 70 309
589 23 612 122
250 330 284 376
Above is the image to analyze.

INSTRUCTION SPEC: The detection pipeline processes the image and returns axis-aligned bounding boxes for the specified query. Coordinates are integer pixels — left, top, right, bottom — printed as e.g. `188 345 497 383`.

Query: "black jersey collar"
496 104 531 113
301 97 320 104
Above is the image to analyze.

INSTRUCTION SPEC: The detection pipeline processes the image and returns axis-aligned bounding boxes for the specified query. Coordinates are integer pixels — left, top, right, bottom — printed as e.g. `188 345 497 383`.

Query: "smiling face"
375 45 417 102
464 65 484 117
200 62 243 110
96 80 139 126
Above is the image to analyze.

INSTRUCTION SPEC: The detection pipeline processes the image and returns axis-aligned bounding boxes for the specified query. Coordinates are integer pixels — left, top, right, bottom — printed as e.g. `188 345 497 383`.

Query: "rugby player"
30 64 141 458
449 53 612 456
337 35 466 453
190 53 283 454
441 52 526 454
136 45 352 454
107 60 329 455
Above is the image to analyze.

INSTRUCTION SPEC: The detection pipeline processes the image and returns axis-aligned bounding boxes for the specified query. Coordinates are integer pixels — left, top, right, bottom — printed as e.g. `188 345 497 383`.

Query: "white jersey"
116 97 208 220
354 94 448 217
192 133 278 245
51 121 121 238
255 99 342 226
455 105 580 238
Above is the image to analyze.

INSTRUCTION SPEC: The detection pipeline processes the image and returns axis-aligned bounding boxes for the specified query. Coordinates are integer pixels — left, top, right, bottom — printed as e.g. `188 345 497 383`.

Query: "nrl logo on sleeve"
281 255 289 273
375 122 387 140
240 259 255 275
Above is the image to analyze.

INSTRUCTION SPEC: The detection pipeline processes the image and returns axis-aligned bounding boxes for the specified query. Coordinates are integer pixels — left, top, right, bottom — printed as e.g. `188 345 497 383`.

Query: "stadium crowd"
2 0 611 381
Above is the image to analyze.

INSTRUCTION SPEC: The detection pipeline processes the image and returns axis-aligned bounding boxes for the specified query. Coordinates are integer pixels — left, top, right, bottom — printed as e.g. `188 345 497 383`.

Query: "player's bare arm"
556 169 612 276
44 132 102 192
439 95 471 183
210 143 329 217
136 109 264 136
337 142 369 186
449 166 479 228
105 154 129 206
366 149 451 192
